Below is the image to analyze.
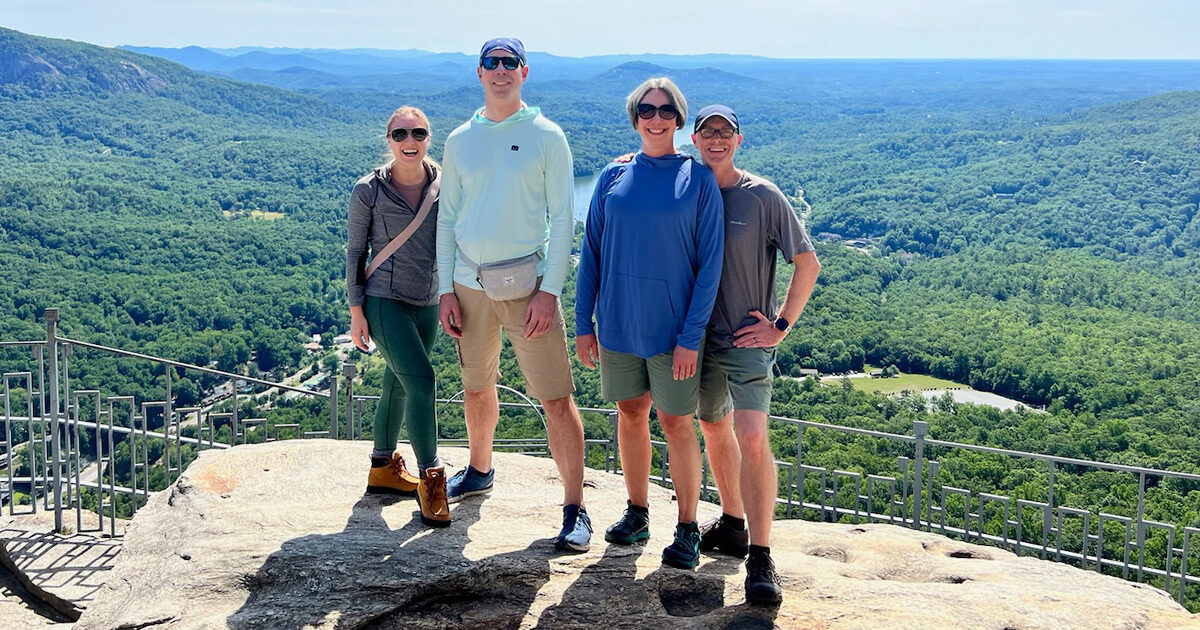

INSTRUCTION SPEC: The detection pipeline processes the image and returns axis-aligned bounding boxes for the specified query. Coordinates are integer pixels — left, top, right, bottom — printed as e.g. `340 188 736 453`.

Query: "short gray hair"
625 77 687 131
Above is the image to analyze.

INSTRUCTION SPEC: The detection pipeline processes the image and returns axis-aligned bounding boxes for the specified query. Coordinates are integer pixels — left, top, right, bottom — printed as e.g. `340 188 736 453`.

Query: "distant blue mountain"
593 61 761 86
118 45 229 70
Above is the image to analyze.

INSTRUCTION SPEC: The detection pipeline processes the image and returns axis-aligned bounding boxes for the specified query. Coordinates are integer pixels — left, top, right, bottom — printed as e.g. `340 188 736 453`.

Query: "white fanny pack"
459 250 543 301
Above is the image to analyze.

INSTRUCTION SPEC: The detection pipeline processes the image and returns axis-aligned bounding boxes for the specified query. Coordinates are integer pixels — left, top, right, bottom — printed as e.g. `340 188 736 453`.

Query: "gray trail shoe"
556 504 592 552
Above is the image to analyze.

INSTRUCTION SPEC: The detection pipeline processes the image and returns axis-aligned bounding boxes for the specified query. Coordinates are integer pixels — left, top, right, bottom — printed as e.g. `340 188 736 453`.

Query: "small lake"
573 173 598 222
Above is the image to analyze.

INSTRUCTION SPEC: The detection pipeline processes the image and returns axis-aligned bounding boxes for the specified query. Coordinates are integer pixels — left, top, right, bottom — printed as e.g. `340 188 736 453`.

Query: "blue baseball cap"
693 104 739 132
480 37 526 65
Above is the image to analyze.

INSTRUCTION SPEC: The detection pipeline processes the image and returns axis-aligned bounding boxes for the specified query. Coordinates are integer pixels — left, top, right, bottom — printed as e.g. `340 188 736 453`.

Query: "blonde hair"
385 105 439 169
625 77 687 131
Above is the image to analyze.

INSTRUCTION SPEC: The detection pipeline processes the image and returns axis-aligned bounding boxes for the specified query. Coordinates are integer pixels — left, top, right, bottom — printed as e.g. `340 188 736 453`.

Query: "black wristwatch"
773 316 790 332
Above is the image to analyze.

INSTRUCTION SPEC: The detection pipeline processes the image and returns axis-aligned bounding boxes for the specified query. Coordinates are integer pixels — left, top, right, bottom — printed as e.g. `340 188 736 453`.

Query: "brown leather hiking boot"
417 467 451 528
366 453 419 496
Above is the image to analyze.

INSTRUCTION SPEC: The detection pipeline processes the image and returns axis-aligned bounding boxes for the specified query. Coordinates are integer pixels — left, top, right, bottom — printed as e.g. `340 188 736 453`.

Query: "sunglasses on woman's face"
389 127 429 142
637 103 679 121
480 56 521 71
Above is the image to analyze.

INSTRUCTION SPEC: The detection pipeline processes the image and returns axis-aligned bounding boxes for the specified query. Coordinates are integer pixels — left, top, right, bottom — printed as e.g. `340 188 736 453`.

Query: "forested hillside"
6 30 1200 601
0 28 371 372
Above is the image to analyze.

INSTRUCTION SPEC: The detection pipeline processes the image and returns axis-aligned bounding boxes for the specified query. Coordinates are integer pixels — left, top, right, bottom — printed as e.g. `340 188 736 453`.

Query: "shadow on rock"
535 543 779 629
535 543 642 629
228 494 559 629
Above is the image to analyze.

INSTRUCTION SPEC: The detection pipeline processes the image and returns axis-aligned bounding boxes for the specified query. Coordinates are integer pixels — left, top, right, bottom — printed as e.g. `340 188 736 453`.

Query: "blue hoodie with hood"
575 152 724 358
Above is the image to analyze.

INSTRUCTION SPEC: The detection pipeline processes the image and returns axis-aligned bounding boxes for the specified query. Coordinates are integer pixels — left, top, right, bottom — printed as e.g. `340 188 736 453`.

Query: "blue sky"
3 0 1197 58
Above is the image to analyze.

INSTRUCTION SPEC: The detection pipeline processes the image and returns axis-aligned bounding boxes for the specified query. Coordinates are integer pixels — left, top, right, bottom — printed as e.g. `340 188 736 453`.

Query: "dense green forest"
5 28 1200 604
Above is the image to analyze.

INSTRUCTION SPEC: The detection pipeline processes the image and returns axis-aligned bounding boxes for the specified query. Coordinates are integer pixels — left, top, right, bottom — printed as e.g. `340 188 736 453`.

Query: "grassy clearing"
832 373 965 395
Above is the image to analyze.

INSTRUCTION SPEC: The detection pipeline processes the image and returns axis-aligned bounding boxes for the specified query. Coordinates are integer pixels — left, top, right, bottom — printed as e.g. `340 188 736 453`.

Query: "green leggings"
363 296 439 467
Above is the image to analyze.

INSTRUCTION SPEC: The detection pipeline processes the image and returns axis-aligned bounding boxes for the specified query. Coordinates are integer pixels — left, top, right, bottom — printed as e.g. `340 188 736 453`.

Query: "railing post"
342 363 357 440
231 378 239 446
44 308 63 532
911 420 928 531
329 366 339 440
795 423 806 519
608 411 619 473
1136 471 1146 583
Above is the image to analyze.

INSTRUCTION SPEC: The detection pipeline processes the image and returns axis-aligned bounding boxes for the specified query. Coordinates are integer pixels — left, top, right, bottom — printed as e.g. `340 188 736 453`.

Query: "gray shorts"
599 343 703 417
697 347 776 422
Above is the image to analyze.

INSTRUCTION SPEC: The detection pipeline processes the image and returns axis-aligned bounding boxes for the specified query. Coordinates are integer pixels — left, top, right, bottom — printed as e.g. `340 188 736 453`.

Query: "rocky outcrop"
76 440 1198 629
0 28 168 93
0 52 64 85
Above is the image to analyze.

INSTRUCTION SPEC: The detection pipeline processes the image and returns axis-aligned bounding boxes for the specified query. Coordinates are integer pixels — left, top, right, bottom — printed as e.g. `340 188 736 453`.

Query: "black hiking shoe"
699 515 749 558
745 548 783 604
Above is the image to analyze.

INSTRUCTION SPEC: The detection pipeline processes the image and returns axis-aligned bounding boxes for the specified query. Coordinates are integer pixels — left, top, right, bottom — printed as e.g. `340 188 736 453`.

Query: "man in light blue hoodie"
436 37 590 552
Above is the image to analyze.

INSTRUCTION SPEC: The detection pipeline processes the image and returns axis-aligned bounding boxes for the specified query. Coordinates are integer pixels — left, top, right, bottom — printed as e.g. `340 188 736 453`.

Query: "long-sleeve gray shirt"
345 161 440 307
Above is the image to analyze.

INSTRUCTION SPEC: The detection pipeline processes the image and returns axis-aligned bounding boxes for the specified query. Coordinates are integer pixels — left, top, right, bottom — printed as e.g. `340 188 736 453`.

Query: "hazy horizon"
3 0 1198 60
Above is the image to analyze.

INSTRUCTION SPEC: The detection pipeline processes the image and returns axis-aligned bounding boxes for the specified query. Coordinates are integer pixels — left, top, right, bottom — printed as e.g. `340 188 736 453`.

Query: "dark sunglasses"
697 127 737 139
480 56 521 71
389 127 429 142
636 103 679 121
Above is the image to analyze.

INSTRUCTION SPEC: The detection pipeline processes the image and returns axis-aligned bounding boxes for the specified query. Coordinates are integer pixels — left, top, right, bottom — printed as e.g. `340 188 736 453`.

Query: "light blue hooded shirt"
436 105 575 297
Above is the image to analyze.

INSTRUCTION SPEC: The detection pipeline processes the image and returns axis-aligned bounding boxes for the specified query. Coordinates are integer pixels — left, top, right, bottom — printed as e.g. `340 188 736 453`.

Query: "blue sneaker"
556 504 592 552
445 465 494 504
662 521 701 569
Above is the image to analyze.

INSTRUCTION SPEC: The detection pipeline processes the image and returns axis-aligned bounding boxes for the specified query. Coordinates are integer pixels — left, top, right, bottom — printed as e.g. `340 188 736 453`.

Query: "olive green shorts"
598 342 704 417
697 347 776 422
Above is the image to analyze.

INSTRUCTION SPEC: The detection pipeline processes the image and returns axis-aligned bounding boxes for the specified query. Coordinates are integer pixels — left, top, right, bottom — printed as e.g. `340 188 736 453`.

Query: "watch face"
774 317 788 331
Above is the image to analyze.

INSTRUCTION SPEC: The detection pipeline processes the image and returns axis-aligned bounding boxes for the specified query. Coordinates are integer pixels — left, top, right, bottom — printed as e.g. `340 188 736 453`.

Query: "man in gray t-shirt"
691 105 821 605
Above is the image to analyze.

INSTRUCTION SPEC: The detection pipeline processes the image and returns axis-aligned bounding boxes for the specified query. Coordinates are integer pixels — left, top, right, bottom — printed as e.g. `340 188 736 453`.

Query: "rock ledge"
76 440 1198 629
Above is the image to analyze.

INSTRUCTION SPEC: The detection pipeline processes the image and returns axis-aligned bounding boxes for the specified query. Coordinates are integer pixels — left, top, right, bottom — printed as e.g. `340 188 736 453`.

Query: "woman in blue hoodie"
575 77 724 569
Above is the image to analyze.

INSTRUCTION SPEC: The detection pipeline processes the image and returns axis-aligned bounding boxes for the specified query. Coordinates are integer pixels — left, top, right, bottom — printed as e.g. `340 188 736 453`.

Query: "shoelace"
387 455 408 478
565 509 592 532
668 526 697 550
747 555 781 584
426 471 448 510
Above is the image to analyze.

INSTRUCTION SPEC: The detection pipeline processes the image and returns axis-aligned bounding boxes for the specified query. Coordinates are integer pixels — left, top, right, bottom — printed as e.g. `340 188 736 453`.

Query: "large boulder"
77 440 1198 629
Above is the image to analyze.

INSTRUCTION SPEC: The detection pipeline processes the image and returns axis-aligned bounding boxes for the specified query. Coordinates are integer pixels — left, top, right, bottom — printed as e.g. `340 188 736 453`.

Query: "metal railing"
3 309 1200 608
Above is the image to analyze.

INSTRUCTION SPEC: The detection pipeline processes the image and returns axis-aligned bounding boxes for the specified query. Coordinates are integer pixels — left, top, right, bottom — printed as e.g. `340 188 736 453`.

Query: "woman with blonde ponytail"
345 106 450 527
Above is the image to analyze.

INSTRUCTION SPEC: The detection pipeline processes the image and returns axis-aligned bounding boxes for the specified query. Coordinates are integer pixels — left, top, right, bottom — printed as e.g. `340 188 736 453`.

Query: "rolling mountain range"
4 26 1200 469
7 27 1200 609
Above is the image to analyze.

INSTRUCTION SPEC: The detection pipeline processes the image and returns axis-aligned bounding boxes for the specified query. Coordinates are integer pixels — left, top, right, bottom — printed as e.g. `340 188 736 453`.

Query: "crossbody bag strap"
364 171 441 279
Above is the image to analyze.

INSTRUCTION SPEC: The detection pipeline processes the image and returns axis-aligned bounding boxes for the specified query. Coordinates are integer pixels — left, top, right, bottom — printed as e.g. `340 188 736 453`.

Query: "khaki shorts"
697 347 776 421
453 282 575 401
598 341 703 417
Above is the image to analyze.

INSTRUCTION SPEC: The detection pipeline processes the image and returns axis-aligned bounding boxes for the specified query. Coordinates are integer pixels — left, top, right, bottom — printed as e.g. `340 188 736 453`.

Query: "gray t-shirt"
706 171 814 350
